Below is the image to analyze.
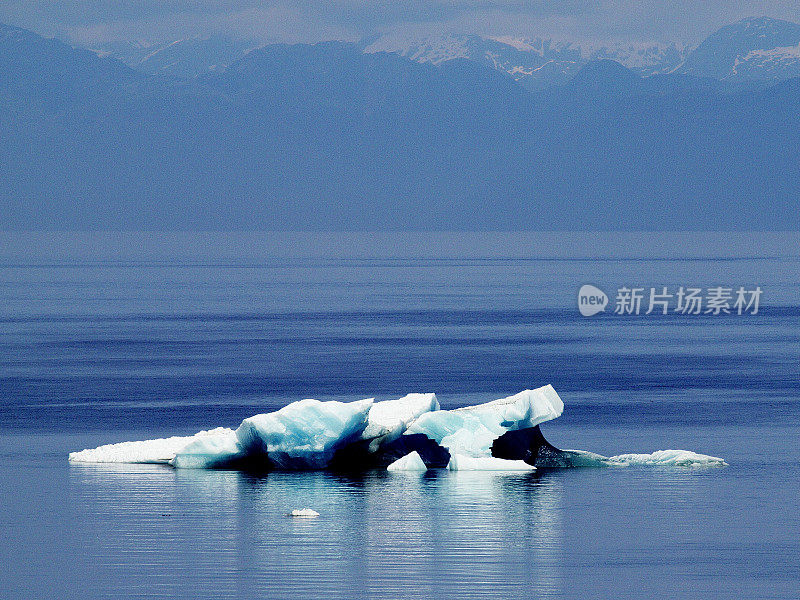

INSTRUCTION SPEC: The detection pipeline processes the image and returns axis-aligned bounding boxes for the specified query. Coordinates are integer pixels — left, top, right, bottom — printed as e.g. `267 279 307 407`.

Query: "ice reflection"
68 465 565 599
69 463 242 598
423 472 565 599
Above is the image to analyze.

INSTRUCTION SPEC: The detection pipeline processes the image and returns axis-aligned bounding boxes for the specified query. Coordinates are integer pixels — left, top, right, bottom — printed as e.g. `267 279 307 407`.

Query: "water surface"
1 233 798 599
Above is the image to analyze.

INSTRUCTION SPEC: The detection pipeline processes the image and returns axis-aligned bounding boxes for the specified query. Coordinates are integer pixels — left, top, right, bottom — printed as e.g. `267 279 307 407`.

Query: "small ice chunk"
407 386 563 457
447 454 535 471
386 451 428 471
604 449 727 467
68 428 235 464
236 398 374 469
289 508 320 518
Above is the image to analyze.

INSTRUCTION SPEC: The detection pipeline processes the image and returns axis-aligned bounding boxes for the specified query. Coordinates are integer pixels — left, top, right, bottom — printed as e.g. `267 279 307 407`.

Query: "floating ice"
603 449 728 467
387 451 428 471
558 449 728 467
289 509 320 518
68 388 727 472
68 428 235 464
447 454 535 471
236 398 374 469
406 386 563 457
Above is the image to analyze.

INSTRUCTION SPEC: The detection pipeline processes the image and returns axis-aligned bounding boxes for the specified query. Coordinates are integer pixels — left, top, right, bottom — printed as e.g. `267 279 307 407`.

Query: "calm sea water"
1 233 798 600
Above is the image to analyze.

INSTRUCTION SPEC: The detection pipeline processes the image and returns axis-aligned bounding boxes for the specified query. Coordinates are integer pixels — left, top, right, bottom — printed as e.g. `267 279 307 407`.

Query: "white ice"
447 454 535 471
603 449 728 467
235 398 374 469
563 449 728 467
386 451 428 471
68 427 235 464
406 386 563 457
363 393 439 450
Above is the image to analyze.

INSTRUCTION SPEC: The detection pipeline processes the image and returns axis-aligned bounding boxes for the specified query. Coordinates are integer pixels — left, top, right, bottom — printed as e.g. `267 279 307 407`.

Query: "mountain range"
1 18 799 230
90 16 800 89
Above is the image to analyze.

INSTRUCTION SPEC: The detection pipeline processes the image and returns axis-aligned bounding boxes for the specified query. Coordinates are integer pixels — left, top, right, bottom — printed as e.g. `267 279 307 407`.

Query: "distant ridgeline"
1 18 800 230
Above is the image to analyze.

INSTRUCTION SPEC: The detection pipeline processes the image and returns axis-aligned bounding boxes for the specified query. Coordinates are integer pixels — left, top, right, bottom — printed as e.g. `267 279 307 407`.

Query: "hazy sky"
3 1 800 46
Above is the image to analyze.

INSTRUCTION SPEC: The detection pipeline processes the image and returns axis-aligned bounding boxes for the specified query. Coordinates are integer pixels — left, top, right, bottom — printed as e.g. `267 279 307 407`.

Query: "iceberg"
236 398 374 469
387 451 428 471
68 388 726 472
447 454 535 471
406 386 563 457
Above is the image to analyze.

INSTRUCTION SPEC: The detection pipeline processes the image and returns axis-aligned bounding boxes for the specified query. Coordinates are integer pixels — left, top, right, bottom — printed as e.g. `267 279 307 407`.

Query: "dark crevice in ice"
491 425 587 468
329 433 451 471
